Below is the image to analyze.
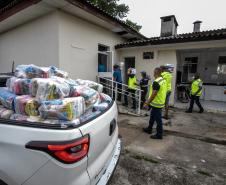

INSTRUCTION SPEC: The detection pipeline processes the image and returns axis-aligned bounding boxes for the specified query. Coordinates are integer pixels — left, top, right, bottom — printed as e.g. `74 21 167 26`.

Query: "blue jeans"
148 107 163 137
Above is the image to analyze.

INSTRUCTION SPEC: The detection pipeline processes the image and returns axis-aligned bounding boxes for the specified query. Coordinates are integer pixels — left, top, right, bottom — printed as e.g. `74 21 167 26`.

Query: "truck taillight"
26 135 89 164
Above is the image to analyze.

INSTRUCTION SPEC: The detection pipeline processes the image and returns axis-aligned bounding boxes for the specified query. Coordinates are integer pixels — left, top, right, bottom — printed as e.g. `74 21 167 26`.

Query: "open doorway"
124 57 135 83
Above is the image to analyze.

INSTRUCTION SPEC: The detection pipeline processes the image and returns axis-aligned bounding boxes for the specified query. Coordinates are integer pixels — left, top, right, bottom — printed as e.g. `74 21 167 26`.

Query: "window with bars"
217 56 226 75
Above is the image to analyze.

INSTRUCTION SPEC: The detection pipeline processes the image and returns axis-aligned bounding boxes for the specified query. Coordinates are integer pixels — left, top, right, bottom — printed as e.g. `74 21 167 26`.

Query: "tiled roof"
0 0 146 40
115 28 226 49
0 0 22 13
0 0 41 22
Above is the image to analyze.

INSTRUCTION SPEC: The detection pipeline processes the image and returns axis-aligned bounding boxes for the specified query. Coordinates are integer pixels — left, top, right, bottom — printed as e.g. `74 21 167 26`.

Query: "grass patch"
197 170 213 177
131 154 160 164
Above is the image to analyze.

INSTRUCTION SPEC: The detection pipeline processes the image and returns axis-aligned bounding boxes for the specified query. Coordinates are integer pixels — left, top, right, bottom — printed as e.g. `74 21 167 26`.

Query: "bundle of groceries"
0 64 110 127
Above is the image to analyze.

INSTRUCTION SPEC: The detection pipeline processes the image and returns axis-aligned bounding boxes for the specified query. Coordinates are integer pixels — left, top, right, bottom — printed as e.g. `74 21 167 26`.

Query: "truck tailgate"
79 102 118 185
0 122 83 185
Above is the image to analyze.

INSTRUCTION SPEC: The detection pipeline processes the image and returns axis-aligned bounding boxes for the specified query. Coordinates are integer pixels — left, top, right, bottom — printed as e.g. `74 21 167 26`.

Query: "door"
124 57 135 83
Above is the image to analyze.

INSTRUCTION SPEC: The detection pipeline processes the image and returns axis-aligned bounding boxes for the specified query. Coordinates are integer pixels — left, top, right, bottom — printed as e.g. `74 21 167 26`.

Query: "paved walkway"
110 110 226 185
174 100 226 113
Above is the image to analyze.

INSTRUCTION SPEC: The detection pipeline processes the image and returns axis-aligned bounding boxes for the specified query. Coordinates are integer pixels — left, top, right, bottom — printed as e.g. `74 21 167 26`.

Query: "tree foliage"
87 0 142 32
126 19 142 32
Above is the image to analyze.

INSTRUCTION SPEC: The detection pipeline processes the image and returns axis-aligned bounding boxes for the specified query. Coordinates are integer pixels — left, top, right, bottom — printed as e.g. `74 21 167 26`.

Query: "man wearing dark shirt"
143 68 167 139
140 71 150 108
113 64 122 102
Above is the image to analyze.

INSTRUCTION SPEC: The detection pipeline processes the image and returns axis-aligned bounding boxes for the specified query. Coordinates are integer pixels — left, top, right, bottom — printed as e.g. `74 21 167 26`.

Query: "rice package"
79 109 102 123
0 106 14 119
50 66 69 78
93 102 109 112
14 95 39 116
75 79 103 93
99 93 112 104
51 76 77 88
10 114 28 121
31 78 71 101
0 87 16 110
6 77 32 95
70 85 100 108
15 64 52 79
39 97 85 121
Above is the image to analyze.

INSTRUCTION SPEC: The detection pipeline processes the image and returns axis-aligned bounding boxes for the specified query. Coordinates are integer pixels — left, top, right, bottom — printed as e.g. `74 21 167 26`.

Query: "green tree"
126 19 142 32
87 0 142 32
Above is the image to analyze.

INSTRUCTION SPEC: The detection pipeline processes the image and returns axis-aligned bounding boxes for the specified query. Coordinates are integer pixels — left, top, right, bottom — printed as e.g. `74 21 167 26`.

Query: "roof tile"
115 28 226 49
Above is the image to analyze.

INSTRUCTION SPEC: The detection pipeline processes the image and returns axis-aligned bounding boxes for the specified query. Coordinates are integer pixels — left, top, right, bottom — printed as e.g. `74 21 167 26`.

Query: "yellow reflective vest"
191 79 203 96
128 76 137 90
149 77 167 108
161 71 172 92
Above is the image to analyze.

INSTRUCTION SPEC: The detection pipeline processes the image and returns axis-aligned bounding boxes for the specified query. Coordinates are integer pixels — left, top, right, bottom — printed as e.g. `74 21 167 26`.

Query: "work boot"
143 127 152 134
150 135 162 140
199 109 204 113
185 110 192 113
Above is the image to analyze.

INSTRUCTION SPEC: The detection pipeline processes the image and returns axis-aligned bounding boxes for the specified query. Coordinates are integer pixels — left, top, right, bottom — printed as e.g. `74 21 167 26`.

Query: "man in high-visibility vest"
186 73 204 113
161 65 173 120
123 68 137 110
143 67 167 139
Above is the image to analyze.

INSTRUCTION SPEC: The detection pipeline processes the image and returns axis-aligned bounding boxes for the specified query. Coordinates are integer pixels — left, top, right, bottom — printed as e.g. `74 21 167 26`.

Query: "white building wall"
118 40 226 104
119 48 177 105
57 11 124 81
0 13 59 72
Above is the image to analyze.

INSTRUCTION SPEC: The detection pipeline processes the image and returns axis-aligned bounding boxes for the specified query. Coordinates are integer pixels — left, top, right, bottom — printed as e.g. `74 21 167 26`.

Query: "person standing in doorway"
161 65 173 119
113 64 122 102
143 67 167 139
139 71 150 108
186 73 204 113
123 68 137 110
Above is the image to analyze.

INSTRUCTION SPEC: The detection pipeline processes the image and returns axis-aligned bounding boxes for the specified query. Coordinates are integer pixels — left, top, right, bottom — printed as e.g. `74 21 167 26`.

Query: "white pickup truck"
0 75 121 185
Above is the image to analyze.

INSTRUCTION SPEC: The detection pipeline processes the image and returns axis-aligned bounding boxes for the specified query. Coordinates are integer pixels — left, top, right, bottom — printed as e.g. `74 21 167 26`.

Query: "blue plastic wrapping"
6 77 32 95
0 87 16 110
15 64 53 79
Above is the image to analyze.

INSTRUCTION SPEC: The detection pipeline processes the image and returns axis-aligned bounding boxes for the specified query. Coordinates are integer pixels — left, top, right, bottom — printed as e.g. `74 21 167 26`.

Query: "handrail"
97 76 143 115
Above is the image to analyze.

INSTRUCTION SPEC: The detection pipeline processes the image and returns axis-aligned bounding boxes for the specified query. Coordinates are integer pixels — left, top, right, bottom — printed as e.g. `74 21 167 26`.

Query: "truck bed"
0 101 114 130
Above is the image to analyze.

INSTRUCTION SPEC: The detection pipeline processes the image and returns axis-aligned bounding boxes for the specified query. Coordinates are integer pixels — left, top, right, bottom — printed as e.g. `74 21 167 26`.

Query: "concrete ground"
174 100 226 113
109 108 226 185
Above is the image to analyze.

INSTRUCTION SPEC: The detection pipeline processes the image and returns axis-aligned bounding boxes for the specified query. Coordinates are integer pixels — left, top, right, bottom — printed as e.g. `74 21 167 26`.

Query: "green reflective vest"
191 79 203 96
161 71 172 92
128 76 137 90
149 77 167 108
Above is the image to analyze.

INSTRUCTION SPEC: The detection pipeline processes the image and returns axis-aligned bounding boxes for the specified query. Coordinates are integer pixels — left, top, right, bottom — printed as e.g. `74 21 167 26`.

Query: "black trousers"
124 89 136 108
141 87 148 107
188 95 204 112
148 107 163 137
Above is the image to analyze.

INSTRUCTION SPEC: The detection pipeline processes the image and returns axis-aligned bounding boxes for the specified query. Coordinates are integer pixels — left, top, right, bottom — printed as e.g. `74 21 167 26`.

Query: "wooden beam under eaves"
116 31 128 35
